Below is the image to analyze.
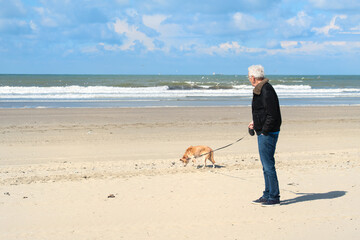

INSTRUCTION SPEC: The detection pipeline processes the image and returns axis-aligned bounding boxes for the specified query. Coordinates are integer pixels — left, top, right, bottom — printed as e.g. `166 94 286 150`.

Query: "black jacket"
252 79 282 135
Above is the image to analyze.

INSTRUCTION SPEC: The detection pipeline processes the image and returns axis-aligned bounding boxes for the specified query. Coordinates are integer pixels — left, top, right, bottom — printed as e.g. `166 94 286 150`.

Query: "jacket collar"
253 78 269 95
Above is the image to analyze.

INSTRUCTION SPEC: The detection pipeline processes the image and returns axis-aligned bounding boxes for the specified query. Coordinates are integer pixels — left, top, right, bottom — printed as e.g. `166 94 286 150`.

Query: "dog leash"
196 133 248 158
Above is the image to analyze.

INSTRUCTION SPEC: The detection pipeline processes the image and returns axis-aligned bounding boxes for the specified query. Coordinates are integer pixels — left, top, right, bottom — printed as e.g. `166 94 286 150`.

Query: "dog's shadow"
281 191 347 205
196 164 226 169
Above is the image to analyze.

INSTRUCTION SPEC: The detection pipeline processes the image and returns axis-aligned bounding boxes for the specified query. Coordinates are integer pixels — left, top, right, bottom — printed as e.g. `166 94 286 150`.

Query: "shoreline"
1 103 360 109
1 100 360 110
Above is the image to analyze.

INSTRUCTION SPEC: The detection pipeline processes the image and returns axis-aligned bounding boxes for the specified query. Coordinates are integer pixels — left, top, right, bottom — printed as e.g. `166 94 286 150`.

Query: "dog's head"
180 146 193 167
179 156 190 166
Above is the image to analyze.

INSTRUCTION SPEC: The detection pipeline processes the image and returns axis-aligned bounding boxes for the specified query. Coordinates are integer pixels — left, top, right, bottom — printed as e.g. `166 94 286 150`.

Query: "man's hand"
248 121 255 136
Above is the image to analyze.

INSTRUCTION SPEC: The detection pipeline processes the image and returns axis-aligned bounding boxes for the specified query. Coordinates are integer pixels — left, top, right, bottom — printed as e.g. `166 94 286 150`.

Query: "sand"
0 106 359 239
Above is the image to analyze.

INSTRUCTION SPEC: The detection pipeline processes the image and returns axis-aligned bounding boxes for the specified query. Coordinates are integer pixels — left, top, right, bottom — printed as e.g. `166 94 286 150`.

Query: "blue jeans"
257 132 280 201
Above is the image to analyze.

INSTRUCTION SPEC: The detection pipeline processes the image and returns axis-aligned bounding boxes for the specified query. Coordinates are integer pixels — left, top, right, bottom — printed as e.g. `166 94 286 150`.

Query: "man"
248 65 282 206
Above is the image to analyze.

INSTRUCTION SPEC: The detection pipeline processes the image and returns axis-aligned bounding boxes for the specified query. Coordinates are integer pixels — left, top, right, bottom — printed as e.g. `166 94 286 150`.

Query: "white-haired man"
248 65 282 206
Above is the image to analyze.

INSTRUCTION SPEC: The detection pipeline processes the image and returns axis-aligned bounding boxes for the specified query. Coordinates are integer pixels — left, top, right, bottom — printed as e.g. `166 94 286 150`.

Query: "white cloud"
29 20 37 31
269 41 359 55
340 24 360 35
142 14 183 38
81 45 99 53
312 15 347 36
266 40 279 48
233 12 264 31
34 7 59 27
142 14 187 52
280 41 298 49
286 11 311 28
102 15 188 53
282 11 312 37
287 11 311 30
125 8 138 18
0 18 34 35
351 25 360 31
199 41 263 55
142 14 168 32
199 40 360 56
340 31 360 35
111 18 155 51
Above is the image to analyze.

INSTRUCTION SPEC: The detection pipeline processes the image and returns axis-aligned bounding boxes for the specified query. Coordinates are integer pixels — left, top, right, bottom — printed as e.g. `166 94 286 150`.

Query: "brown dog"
180 145 216 168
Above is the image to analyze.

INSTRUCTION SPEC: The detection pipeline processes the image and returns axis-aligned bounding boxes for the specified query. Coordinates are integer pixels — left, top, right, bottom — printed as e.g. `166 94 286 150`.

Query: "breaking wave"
0 85 359 100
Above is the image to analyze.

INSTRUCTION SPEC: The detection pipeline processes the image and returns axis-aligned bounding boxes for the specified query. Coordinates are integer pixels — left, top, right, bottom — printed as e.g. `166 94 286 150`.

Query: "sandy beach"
0 106 359 239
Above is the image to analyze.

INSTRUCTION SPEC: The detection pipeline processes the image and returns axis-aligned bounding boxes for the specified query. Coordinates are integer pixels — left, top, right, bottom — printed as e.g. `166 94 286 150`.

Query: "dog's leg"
210 151 215 168
202 156 207 169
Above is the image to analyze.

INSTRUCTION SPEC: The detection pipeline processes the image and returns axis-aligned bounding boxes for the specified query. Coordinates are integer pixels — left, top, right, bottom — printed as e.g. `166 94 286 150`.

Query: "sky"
1 0 360 75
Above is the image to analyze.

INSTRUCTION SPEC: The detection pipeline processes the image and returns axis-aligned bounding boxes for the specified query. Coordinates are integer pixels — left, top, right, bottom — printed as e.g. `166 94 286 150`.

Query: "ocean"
0 74 359 108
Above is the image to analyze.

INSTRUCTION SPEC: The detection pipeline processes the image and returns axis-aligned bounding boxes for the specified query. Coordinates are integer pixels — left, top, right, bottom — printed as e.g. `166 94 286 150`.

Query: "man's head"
248 65 265 86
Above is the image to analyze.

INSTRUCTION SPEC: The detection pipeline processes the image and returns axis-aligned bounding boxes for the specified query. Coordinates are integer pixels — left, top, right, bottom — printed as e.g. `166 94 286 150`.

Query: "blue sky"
1 0 360 74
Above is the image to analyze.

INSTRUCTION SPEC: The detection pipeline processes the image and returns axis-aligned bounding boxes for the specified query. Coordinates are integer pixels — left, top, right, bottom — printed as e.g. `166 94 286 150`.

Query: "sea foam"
0 85 360 99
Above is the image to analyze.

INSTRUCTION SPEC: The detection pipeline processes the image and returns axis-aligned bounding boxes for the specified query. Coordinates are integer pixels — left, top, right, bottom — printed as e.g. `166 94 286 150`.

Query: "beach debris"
108 194 115 198
4 192 10 196
23 196 28 199
287 182 298 186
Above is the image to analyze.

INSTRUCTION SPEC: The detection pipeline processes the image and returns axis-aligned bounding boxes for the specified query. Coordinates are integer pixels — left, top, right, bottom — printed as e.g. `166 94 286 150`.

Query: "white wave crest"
0 85 359 99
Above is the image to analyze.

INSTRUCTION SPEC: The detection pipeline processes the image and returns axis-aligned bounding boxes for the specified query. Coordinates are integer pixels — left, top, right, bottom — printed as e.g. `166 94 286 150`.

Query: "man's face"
248 74 255 86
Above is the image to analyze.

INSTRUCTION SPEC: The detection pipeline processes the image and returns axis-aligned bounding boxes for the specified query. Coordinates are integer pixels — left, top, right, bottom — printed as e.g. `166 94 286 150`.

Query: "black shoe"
252 197 268 205
261 199 280 206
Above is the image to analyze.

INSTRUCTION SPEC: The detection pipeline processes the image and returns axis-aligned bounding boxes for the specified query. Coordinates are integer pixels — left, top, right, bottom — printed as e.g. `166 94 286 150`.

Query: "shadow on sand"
197 164 226 169
281 191 347 205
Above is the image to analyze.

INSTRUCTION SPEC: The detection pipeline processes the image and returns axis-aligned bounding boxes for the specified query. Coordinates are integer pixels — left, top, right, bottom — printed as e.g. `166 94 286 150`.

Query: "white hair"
248 65 265 79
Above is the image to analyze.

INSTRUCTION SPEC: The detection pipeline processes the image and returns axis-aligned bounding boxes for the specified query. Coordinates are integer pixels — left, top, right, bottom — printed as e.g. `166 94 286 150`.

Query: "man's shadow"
281 191 347 205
